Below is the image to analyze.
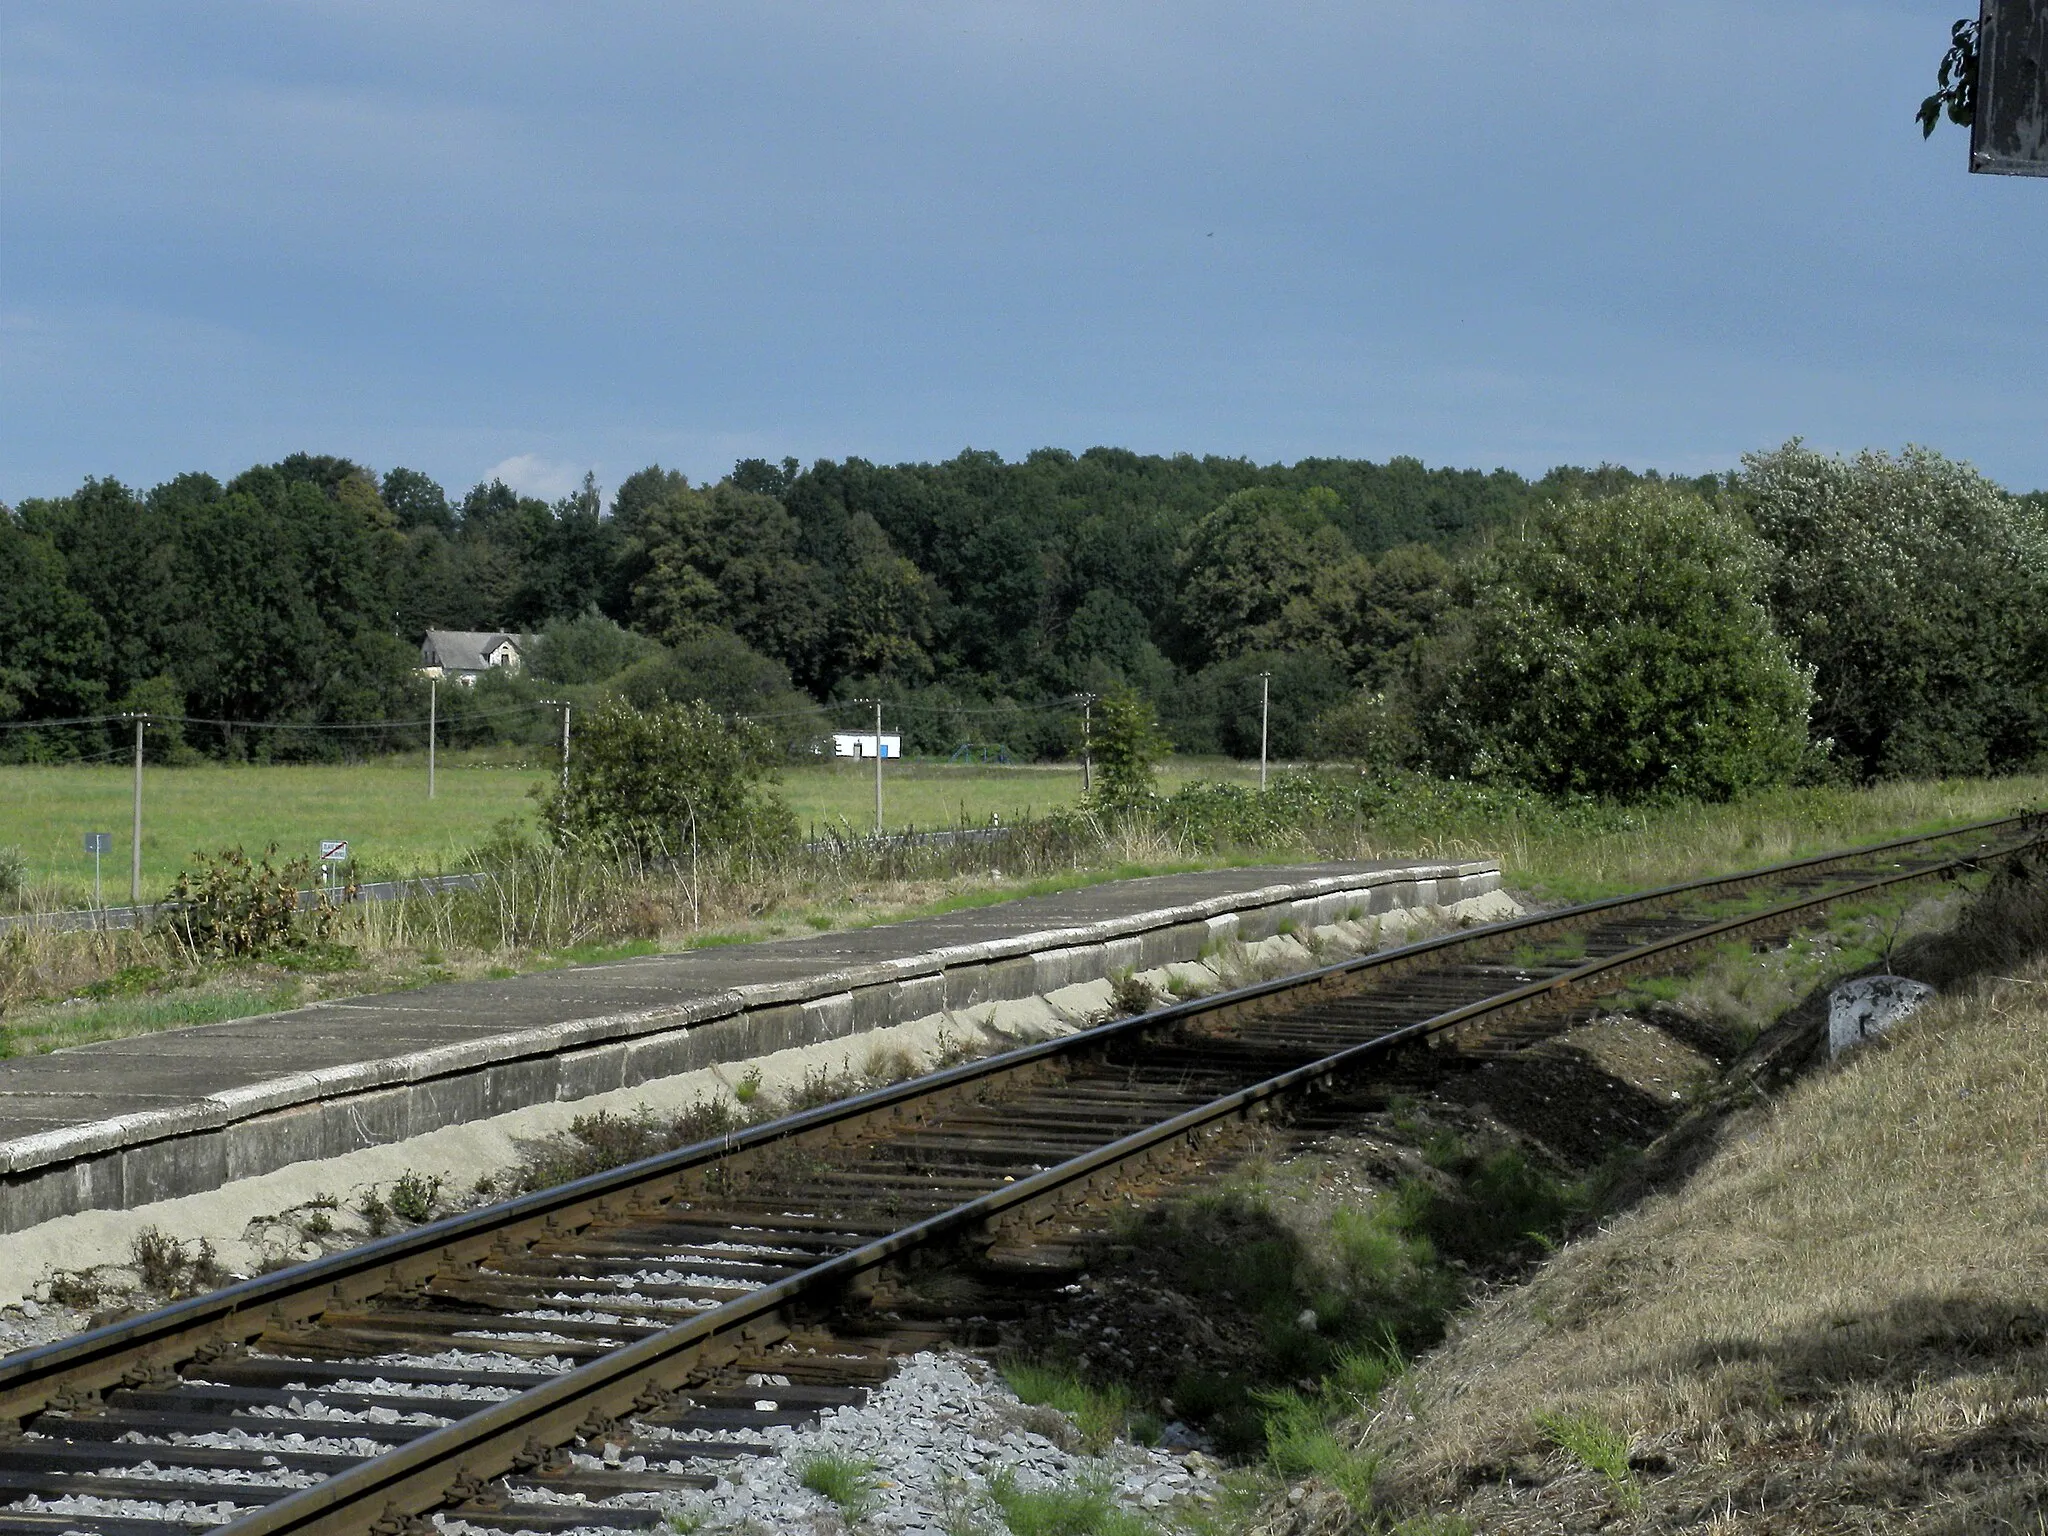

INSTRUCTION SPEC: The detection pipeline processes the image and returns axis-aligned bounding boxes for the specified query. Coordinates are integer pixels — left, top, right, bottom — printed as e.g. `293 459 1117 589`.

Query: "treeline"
2 443 2043 795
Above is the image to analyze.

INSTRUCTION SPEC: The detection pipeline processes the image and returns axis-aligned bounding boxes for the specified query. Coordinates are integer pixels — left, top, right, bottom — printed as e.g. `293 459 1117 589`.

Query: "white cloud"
483 453 591 501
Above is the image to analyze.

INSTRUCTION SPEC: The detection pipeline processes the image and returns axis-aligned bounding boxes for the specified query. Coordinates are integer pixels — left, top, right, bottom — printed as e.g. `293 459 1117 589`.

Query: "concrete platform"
0 859 1498 1231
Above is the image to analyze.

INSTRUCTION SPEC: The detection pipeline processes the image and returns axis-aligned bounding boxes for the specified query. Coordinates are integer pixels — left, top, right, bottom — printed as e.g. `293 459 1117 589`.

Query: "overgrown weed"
983 1466 1151 1536
795 1451 879 1520
1533 1409 1641 1510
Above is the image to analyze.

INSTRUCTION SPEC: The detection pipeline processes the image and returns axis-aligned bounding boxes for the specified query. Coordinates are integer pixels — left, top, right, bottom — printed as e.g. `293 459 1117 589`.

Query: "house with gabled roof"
419 630 530 686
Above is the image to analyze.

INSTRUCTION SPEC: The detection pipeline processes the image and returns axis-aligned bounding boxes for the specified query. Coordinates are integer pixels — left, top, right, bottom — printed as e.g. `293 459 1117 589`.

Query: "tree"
612 629 823 750
0 513 107 727
530 609 660 685
1738 442 2048 779
828 512 935 682
525 472 619 621
1353 543 1454 682
1175 487 1371 667
1049 587 1171 695
24 478 182 706
553 698 795 858
630 480 826 668
1176 650 1353 761
382 467 453 532
1092 686 1171 806
1421 486 1814 801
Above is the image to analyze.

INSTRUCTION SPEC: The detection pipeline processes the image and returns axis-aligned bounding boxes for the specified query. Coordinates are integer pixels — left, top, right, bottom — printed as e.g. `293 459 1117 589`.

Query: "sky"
2 2 2042 506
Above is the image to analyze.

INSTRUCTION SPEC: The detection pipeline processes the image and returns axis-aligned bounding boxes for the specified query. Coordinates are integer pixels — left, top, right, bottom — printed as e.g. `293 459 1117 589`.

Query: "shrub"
1419 485 1815 801
551 697 795 859
159 844 340 959
1108 969 1160 1016
1091 686 1170 808
388 1169 444 1224
129 1227 224 1296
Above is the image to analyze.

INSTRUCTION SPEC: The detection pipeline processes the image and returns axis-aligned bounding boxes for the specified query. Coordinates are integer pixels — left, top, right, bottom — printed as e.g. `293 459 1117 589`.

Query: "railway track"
1 815 2040 1536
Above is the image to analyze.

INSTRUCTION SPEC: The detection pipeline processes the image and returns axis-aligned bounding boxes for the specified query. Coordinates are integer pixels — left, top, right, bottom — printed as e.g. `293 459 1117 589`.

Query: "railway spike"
368 1501 436 1535
444 1466 503 1510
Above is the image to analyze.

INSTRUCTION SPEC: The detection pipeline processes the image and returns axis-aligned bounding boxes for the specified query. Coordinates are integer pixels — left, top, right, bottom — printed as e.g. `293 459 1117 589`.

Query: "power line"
0 703 559 734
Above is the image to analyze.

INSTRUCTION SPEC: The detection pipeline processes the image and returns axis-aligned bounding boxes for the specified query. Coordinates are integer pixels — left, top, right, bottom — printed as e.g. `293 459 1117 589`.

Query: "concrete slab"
0 858 1500 1228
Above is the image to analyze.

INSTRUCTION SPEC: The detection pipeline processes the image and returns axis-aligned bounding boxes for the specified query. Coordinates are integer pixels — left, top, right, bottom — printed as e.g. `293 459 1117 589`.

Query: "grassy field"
0 754 1265 908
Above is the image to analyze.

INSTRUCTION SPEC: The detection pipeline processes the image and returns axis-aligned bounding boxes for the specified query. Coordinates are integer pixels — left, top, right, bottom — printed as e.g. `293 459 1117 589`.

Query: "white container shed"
832 732 902 760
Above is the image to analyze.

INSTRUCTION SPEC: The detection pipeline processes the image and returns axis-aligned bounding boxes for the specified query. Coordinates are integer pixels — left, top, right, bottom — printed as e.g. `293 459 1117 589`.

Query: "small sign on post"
84 832 112 906
319 840 349 900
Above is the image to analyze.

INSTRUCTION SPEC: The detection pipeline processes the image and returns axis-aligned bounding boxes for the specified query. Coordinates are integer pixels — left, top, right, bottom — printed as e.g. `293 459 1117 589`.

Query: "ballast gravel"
7 1491 251 1527
663 1350 1220 1534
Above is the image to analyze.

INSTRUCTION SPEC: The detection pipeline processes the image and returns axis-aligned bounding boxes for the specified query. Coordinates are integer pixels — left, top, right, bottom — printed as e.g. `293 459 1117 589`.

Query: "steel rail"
1 811 2035 1441
210 818 2046 1534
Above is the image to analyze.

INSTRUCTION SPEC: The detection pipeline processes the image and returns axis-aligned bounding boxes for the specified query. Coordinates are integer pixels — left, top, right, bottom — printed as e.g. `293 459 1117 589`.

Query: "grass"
0 983 300 1056
795 1451 880 1520
1484 774 2048 904
1533 1410 1640 1510
983 1467 1152 1536
0 753 1267 909
0 755 547 909
1001 1362 1145 1453
1330 864 2048 1533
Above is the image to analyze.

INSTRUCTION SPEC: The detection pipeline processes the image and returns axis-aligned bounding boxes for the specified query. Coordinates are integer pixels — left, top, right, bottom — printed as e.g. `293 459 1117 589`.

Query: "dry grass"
1478 775 2048 903
1323 870 2048 1534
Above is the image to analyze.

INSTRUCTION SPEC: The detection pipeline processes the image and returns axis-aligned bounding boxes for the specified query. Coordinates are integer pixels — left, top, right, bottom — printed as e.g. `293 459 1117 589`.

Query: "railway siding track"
1 815 2040 1536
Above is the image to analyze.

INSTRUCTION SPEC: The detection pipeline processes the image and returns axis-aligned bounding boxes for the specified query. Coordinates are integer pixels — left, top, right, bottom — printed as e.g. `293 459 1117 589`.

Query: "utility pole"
559 701 572 799
1258 672 1271 791
130 715 144 904
1078 693 1095 795
872 698 885 836
428 676 437 800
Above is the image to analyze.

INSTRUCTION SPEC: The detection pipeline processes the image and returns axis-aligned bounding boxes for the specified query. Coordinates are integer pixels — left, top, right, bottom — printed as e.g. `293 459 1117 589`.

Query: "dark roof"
420 630 525 672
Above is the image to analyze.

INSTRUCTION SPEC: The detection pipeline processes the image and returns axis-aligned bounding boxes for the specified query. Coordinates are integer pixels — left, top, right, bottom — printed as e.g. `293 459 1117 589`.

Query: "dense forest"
3 444 2044 792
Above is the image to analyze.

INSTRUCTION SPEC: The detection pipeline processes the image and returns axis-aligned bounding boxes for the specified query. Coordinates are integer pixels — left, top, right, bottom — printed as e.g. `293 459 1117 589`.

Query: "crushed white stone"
663 1350 1219 1535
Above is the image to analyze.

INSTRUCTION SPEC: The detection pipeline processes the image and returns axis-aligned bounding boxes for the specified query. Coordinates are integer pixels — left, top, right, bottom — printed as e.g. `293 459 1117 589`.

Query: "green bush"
1090 685 1170 808
158 844 340 959
551 697 795 859
1419 485 1815 801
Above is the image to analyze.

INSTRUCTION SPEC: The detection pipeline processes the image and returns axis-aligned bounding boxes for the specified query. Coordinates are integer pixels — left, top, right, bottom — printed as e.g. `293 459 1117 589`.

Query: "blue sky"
3 2 2042 505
